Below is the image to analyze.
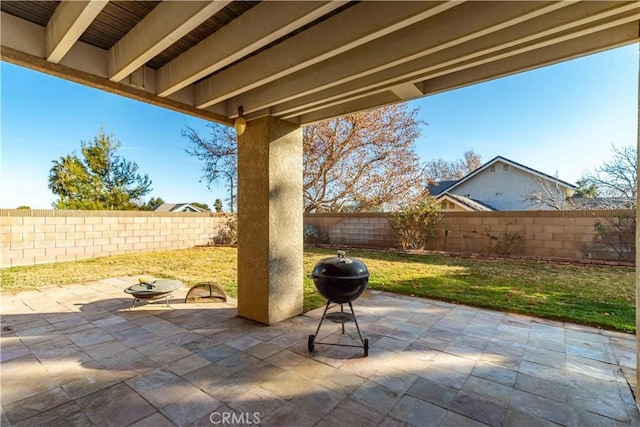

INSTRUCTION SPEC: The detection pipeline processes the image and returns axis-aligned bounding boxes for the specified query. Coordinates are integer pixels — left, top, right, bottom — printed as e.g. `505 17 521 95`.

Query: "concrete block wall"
428 210 633 261
304 213 400 248
1 209 233 267
2 209 633 267
305 210 635 262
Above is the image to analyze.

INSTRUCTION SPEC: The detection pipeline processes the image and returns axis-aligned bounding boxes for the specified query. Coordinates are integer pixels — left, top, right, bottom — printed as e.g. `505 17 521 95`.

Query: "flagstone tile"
76 382 156 426
389 395 447 427
441 410 492 427
197 343 238 363
510 389 571 425
258 401 321 427
289 383 345 418
449 391 508 427
2 280 639 427
515 373 566 403
244 341 284 360
12 401 91 427
161 389 222 427
226 386 287 420
322 397 385 426
166 353 211 376
129 412 176 427
3 387 72 424
406 377 458 409
351 380 402 414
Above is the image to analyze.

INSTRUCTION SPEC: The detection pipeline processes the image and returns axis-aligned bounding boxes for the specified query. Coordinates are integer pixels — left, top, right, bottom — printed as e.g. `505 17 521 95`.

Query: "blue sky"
1 44 638 210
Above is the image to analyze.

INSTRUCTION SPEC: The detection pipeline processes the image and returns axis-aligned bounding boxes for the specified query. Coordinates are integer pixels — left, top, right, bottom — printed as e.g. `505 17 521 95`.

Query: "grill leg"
348 302 365 344
313 301 331 338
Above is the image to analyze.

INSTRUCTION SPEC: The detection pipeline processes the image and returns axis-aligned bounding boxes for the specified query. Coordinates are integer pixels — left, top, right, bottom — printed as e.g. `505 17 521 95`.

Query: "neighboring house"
437 193 494 212
154 203 208 212
429 156 576 211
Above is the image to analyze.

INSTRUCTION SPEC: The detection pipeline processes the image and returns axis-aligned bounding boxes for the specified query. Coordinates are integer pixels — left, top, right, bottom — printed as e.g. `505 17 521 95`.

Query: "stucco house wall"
451 159 568 211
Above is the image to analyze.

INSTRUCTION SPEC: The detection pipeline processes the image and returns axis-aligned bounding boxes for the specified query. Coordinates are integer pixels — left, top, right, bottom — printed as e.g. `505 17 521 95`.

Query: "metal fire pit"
124 278 182 308
307 250 370 357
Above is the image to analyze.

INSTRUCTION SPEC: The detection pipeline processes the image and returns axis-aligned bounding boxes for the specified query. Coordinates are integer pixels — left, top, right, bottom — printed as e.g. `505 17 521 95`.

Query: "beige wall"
305 210 635 264
1 209 634 268
1 209 232 267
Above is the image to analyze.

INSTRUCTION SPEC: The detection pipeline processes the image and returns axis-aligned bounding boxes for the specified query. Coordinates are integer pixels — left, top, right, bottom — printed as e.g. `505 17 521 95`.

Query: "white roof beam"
420 21 640 98
286 12 640 120
108 1 231 83
2 11 45 58
296 22 639 125
390 83 424 100
226 1 573 118
195 1 462 110
46 0 107 63
298 92 402 125
1 11 230 125
156 1 345 98
277 2 640 119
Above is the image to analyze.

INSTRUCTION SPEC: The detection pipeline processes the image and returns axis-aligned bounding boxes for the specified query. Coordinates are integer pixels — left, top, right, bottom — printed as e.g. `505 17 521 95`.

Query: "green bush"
389 196 443 249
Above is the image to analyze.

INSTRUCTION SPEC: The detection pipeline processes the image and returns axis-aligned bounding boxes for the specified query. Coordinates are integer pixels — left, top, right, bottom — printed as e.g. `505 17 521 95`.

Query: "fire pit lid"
310 250 369 280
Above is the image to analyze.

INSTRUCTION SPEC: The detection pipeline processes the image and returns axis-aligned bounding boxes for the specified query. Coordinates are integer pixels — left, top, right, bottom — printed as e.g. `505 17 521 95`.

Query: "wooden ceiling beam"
224 1 573 118
156 1 345 98
46 0 107 63
195 1 461 110
296 22 639 125
108 0 231 83
277 2 640 119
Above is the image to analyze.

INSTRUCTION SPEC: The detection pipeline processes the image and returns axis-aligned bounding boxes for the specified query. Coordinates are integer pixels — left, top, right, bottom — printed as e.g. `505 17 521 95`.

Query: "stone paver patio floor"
1 276 638 426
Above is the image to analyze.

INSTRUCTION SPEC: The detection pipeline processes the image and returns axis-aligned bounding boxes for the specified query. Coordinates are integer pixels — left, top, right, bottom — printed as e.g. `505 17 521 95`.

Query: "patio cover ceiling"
1 1 639 127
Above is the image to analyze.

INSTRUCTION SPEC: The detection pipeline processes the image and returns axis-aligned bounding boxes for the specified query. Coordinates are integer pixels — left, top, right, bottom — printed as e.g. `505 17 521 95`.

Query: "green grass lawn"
1 246 635 332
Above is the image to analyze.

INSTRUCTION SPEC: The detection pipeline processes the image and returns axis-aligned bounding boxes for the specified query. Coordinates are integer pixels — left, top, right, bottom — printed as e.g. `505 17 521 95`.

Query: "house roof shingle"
427 180 458 196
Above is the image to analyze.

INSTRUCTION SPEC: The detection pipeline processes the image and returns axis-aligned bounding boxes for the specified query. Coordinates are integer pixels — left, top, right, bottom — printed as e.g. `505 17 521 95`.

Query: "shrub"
212 216 237 245
485 226 524 255
304 224 320 244
389 196 443 249
594 212 636 262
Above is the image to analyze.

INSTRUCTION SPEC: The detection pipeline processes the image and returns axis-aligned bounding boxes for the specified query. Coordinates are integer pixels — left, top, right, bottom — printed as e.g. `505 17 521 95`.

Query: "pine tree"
49 128 152 210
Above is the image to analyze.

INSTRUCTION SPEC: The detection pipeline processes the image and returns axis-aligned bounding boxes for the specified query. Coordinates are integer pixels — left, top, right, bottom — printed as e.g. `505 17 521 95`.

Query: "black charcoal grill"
307 250 370 357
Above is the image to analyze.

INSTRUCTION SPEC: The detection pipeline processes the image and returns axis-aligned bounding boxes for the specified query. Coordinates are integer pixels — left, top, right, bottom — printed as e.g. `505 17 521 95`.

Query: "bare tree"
182 124 237 212
183 104 426 213
523 173 574 210
424 150 482 182
580 144 637 207
303 104 426 212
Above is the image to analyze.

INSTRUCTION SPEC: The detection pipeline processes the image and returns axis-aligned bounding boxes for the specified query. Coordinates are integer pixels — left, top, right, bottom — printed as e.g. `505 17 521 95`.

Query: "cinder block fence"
305 209 635 264
1 209 634 267
1 209 231 267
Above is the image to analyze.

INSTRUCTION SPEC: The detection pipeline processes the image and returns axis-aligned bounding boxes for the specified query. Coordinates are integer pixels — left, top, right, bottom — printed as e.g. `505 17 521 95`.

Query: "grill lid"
310 250 369 280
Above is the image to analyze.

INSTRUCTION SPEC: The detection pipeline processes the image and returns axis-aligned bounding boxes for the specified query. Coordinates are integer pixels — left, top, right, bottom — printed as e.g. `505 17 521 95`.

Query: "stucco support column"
236 116 303 325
